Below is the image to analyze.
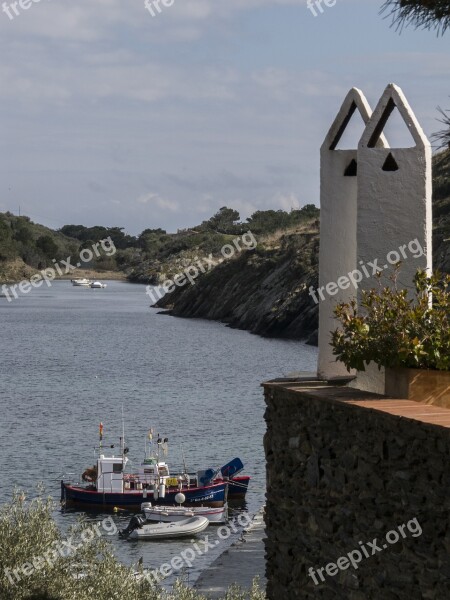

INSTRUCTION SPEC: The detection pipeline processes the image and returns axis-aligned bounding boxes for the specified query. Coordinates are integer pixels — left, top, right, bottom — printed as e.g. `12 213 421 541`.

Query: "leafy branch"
331 269 450 372
380 0 450 34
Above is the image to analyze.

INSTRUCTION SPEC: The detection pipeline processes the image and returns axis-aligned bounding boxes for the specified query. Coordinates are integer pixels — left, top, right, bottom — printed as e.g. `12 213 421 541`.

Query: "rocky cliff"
155 150 450 343
155 223 320 344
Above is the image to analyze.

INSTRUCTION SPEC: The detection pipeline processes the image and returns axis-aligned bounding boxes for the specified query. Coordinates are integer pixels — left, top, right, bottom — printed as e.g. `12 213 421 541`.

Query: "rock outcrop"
155 226 320 344
155 151 450 344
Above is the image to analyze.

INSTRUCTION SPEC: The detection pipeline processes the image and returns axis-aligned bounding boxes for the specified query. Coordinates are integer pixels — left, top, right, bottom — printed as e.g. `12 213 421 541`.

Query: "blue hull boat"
60 426 248 511
61 480 227 510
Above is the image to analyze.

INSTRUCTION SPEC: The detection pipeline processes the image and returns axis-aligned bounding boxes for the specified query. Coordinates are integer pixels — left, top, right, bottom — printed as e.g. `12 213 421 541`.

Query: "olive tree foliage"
0 489 265 600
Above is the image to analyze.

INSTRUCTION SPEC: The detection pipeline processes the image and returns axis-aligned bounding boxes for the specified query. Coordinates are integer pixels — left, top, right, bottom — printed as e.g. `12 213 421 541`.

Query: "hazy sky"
0 0 449 235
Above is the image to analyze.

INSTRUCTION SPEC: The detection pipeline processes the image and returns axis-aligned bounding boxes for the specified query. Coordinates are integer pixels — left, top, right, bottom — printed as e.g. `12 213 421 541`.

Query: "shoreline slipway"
194 507 266 598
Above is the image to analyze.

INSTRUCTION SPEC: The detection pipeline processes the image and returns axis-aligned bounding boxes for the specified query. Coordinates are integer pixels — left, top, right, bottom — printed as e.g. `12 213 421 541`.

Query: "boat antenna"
181 444 188 475
146 428 154 459
121 405 125 461
99 422 103 454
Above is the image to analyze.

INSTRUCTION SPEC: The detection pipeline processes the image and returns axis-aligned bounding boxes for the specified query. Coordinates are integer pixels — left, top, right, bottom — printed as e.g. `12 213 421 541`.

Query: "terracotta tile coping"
262 380 450 429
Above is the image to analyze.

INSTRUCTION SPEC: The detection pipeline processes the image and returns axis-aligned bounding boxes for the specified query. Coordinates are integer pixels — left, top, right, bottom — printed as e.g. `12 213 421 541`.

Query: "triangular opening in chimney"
382 152 399 172
344 159 357 177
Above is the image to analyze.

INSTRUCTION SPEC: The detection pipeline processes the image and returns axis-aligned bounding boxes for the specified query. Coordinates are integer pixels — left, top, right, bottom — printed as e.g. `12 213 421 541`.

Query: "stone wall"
263 382 450 600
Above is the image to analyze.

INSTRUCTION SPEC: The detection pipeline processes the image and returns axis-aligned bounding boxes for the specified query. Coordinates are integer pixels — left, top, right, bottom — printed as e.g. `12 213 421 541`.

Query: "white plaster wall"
354 85 433 393
318 149 358 379
348 363 386 395
317 88 376 380
356 147 432 290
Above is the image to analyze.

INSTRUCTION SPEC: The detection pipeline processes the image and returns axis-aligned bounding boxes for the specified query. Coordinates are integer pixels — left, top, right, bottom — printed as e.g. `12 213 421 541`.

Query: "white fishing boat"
120 515 209 540
71 278 91 287
141 501 228 524
62 428 229 509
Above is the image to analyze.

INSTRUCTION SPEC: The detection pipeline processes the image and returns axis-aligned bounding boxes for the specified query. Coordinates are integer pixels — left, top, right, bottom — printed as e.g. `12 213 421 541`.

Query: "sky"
0 0 449 235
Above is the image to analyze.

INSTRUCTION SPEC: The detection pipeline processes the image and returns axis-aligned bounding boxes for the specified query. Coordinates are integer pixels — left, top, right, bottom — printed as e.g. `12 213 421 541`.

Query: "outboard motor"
119 514 146 538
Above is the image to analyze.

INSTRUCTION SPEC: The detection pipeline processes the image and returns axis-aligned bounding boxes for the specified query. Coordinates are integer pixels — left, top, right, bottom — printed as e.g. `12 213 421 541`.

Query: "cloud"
0 0 448 236
275 192 301 212
136 192 179 212
0 0 302 44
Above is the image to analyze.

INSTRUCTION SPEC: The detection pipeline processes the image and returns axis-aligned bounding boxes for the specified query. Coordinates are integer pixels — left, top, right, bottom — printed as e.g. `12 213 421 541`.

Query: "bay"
0 280 317 585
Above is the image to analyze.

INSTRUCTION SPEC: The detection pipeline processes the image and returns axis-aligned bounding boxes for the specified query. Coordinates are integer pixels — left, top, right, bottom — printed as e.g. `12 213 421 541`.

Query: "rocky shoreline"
0 260 127 285
154 152 449 346
155 227 320 345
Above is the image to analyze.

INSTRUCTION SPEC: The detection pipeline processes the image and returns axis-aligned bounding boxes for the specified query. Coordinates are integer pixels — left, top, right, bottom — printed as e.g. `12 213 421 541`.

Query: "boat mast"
99 422 103 453
121 405 125 462
181 444 188 475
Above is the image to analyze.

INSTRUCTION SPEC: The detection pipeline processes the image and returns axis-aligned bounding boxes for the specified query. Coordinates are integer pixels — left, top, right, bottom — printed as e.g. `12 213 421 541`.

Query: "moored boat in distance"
90 281 107 288
71 278 92 287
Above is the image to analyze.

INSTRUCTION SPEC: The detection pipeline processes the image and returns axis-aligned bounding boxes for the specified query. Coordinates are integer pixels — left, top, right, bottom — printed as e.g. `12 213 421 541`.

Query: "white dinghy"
90 281 107 288
141 501 228 524
120 515 209 540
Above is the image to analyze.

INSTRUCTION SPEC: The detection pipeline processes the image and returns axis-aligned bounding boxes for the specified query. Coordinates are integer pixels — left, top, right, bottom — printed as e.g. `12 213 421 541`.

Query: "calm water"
0 280 317 584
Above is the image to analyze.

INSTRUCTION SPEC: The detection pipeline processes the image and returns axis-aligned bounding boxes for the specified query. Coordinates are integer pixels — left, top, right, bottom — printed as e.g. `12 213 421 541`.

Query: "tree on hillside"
0 218 15 260
12 222 33 245
381 0 450 33
295 204 320 220
137 228 167 252
201 207 241 234
246 210 290 234
36 235 59 259
59 224 136 249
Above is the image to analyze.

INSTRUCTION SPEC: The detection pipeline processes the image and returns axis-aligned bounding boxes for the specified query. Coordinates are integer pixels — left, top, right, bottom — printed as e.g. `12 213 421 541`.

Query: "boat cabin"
96 455 128 493
136 458 170 484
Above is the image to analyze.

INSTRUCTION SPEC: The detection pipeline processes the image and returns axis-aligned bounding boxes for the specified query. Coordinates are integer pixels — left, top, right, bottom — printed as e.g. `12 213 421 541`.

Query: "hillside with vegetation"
0 206 320 286
155 215 321 343
119 205 319 285
155 150 450 342
0 216 125 283
0 214 79 283
1 150 448 344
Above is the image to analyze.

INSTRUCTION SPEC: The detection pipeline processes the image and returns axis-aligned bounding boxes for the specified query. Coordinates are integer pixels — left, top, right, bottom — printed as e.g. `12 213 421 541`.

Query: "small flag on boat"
99 422 103 441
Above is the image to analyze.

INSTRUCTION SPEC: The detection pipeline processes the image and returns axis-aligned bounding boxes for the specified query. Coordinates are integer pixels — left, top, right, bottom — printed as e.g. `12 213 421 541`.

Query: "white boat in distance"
141 501 228 524
120 515 209 540
90 281 107 288
72 278 91 287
